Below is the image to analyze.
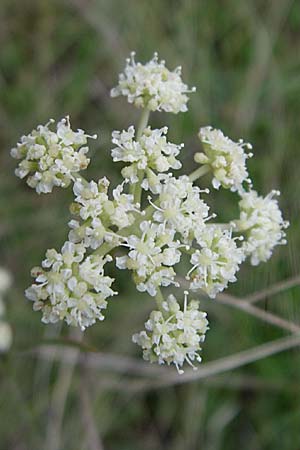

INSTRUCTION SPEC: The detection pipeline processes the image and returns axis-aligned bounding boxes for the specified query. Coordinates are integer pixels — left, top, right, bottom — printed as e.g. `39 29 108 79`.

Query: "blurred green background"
1 0 300 449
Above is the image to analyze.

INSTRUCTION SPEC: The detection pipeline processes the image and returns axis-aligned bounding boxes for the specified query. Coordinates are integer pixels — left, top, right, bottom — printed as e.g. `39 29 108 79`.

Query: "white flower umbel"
11 51 289 372
116 221 181 296
111 126 183 193
72 178 110 220
235 190 289 265
133 292 208 373
68 178 110 248
111 52 195 113
69 178 139 249
188 226 244 298
149 175 210 242
196 126 253 192
11 116 96 194
110 182 141 228
25 241 116 330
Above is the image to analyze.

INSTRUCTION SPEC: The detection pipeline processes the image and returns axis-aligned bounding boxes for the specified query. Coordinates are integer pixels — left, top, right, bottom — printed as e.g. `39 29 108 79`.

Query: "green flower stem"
133 170 144 204
94 241 117 257
188 165 210 183
130 108 151 203
155 287 164 311
136 108 150 140
208 223 234 230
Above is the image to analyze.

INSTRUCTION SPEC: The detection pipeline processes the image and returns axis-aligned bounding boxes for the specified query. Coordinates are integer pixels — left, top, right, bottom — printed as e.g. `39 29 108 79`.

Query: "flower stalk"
188 164 210 183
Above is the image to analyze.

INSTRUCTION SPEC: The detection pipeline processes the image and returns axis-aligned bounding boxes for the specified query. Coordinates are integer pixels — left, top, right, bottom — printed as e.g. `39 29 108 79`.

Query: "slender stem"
155 288 164 311
189 165 210 183
245 275 300 304
215 292 300 334
94 241 117 257
79 363 105 450
45 328 82 450
133 170 144 204
141 334 300 390
136 108 150 139
32 335 300 390
207 223 233 230
130 109 150 202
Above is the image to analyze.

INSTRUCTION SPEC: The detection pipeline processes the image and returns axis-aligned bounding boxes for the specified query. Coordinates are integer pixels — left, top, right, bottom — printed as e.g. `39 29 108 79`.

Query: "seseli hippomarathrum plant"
11 52 289 373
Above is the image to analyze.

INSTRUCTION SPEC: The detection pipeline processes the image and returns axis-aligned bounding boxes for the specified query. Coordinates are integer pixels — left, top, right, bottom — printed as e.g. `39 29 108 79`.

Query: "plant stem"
155 288 164 310
189 165 210 183
131 109 150 203
133 170 144 204
94 241 117 257
136 108 150 139
45 328 82 450
207 223 233 230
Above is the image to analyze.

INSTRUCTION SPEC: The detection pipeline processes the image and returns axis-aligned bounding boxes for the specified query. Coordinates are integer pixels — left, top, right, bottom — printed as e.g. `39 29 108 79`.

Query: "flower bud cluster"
196 126 253 192
188 226 244 298
235 190 289 266
116 221 181 296
149 175 210 243
69 178 139 249
0 268 13 351
11 51 289 372
133 292 208 373
111 126 183 193
25 242 116 330
111 52 196 113
11 117 96 194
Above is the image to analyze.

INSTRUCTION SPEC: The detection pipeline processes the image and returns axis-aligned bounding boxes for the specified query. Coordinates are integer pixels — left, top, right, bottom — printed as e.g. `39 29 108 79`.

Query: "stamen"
45 118 55 127
118 242 132 249
176 242 190 251
199 188 210 194
148 255 155 265
204 213 217 223
132 204 145 215
147 196 164 212
104 255 113 263
233 236 244 242
165 314 176 324
175 362 184 375
183 290 189 312
186 355 198 371
186 264 199 279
